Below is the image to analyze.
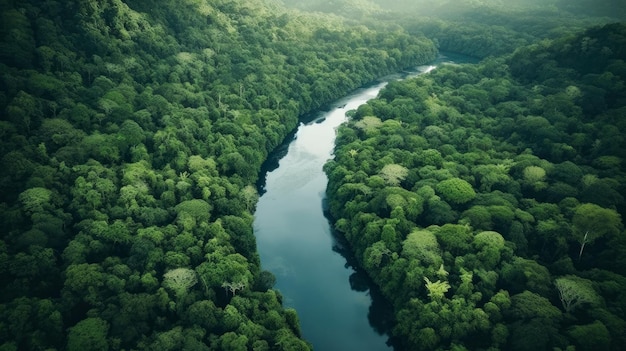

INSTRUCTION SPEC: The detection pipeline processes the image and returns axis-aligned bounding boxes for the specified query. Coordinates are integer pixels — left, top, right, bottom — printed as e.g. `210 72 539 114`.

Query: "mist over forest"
280 0 626 20
1 0 625 350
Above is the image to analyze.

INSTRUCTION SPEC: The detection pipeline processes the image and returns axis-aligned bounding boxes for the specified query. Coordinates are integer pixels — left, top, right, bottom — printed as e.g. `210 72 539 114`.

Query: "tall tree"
572 203 622 259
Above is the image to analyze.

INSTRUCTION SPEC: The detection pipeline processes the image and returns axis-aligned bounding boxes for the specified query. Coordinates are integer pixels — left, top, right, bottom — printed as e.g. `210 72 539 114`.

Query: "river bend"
253 53 475 350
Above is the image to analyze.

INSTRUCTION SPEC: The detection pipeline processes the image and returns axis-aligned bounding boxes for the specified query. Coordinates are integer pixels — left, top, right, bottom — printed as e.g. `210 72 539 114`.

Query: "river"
253 53 476 350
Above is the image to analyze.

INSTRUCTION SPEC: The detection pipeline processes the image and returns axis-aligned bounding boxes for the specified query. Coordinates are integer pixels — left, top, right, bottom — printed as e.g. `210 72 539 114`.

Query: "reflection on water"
329 225 398 345
253 81 392 351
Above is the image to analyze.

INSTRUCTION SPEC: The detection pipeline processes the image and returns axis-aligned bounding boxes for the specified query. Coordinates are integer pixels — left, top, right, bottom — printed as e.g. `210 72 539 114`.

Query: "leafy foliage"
379 163 409 186
554 275 601 313
436 177 476 205
163 268 198 299
325 22 626 351
2 0 626 350
0 0 437 349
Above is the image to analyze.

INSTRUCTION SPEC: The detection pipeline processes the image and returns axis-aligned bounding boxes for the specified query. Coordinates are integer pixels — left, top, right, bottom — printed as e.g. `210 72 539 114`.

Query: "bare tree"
222 280 247 296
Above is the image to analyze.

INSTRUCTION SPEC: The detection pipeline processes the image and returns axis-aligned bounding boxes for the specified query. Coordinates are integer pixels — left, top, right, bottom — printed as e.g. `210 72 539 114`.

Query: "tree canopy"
2 0 625 350
325 21 626 351
0 0 437 349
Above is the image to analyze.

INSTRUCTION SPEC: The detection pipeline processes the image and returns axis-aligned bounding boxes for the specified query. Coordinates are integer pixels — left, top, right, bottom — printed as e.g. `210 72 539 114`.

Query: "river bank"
253 53 476 350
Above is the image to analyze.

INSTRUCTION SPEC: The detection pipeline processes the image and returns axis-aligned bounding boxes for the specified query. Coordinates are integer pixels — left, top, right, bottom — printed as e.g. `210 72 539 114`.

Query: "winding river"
253 53 476 350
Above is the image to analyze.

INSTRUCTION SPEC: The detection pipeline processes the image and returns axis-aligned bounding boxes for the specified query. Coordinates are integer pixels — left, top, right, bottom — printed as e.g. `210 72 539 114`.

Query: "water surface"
254 54 475 350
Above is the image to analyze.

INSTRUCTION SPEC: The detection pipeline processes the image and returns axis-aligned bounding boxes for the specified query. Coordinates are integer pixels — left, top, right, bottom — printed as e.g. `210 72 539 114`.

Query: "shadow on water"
322 201 400 349
255 52 479 350
255 71 406 194
255 129 295 195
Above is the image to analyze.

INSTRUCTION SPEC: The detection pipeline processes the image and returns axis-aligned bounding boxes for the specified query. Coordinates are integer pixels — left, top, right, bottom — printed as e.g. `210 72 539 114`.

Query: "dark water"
253 53 475 350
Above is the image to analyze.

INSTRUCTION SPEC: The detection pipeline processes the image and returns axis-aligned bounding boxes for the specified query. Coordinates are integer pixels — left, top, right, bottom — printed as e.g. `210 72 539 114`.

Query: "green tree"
39 118 86 151
219 331 248 351
196 253 253 294
184 300 220 330
436 178 476 205
18 187 52 216
473 163 512 192
174 199 212 230
67 317 109 351
572 203 622 259
163 268 198 299
118 120 145 150
418 327 439 350
425 196 458 225
554 275 601 313
522 165 547 192
240 185 259 211
461 205 493 231
379 163 409 186
424 277 451 301
472 231 506 270
501 257 552 296
433 224 473 256
508 290 562 321
6 91 41 133
63 263 105 306
146 326 187 351
402 229 442 266
568 320 611 351
506 290 562 350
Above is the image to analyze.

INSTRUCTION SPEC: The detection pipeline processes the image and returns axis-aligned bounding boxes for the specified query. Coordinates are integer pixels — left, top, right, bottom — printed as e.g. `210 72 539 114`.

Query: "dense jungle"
0 0 624 350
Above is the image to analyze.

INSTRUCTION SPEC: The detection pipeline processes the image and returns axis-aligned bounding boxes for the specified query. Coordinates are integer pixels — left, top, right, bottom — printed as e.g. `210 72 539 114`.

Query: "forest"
0 0 436 350
325 18 626 351
0 0 624 350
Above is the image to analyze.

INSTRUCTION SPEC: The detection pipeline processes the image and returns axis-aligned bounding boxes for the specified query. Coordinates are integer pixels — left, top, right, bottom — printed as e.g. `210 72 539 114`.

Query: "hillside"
0 0 436 349
281 0 621 59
